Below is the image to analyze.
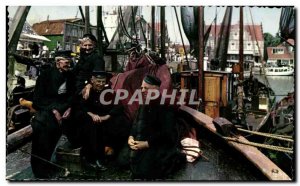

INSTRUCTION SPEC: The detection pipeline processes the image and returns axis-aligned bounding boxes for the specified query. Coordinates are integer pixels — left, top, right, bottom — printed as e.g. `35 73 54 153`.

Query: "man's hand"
62 107 71 119
52 109 62 124
82 84 92 100
133 141 149 150
128 136 149 150
128 136 137 150
87 112 102 123
100 115 111 122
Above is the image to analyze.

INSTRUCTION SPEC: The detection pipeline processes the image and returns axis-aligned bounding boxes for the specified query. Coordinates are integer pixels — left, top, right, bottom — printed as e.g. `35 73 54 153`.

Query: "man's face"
80 40 95 54
141 80 159 100
91 77 106 91
57 59 71 72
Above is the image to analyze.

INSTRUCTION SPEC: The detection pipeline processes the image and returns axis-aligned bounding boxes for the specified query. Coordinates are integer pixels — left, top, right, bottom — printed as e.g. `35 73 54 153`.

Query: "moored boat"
265 66 294 76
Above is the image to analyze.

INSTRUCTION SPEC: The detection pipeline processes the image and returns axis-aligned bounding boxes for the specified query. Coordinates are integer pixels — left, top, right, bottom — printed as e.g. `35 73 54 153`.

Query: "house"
8 17 50 57
206 23 264 70
32 18 97 52
266 39 294 67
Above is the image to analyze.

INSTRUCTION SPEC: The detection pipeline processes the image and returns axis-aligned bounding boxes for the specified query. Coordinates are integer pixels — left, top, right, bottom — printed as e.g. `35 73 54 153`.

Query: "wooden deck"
179 105 292 181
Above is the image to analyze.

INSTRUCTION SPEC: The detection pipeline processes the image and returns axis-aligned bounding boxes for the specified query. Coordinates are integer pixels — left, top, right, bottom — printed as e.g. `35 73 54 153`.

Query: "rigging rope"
224 136 293 154
118 7 134 41
237 127 294 142
131 6 138 43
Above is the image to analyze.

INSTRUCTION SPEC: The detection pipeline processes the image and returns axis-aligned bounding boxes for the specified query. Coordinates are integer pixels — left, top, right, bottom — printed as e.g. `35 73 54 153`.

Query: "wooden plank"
179 105 291 181
7 125 32 152
204 76 220 102
222 74 228 106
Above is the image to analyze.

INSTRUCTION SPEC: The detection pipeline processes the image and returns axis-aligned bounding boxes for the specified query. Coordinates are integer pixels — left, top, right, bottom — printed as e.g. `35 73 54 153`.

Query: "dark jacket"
129 104 185 179
130 104 176 148
73 50 105 95
32 67 74 114
81 87 121 117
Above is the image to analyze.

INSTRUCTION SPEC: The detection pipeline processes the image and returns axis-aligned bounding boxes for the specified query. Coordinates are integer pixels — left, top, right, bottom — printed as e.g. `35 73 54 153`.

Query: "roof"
286 39 295 46
32 18 82 35
208 24 264 41
267 46 294 59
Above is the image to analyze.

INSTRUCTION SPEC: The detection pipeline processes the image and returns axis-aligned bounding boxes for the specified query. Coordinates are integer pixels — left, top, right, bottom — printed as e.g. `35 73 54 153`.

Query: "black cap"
54 50 72 61
82 33 97 42
143 75 161 86
92 71 108 79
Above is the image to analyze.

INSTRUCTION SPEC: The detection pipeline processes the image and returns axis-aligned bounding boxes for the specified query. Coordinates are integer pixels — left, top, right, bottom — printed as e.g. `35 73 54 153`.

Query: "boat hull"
265 67 294 76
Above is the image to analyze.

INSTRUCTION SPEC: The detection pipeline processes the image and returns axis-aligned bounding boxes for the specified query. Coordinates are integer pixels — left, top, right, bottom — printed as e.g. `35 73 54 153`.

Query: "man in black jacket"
73 33 105 96
78 71 130 170
128 75 185 180
31 55 73 178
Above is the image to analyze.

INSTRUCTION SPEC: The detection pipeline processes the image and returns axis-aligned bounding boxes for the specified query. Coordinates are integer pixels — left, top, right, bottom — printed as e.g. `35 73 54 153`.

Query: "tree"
263 33 281 61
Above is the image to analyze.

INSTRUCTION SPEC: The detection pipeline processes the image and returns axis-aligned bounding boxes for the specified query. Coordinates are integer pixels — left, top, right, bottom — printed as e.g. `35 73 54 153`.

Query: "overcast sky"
7 6 282 44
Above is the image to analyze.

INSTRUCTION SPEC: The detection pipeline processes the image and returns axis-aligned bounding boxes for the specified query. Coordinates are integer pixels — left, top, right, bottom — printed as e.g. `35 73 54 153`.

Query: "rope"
237 128 294 142
224 137 293 154
131 6 138 43
118 7 134 40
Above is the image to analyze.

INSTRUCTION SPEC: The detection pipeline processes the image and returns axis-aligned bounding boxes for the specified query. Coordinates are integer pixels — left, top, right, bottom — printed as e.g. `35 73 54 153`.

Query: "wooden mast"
239 7 244 80
160 6 165 59
151 6 155 51
84 6 90 34
197 6 204 108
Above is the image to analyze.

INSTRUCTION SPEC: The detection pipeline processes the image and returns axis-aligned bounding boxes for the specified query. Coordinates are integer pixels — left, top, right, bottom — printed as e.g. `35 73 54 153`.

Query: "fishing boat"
265 66 294 76
6 6 294 181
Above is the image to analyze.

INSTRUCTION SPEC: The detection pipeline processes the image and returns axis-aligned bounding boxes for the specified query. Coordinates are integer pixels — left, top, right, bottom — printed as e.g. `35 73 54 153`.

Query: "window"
272 48 284 54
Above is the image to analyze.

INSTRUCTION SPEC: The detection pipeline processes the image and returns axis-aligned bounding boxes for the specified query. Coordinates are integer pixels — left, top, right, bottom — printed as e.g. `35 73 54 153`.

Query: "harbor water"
254 75 295 102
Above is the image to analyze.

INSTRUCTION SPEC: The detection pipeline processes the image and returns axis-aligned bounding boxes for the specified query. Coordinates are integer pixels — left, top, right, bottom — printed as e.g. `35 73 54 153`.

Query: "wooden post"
151 6 155 51
160 6 165 59
239 7 244 80
198 6 204 107
84 6 90 34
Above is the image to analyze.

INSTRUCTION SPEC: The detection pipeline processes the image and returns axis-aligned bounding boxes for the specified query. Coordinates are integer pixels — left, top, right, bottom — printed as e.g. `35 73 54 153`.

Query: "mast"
213 7 232 71
198 6 204 105
151 6 155 51
85 6 90 34
8 6 31 54
7 6 31 86
174 7 189 69
239 7 244 80
160 6 165 59
214 6 217 47
97 6 104 56
79 6 85 23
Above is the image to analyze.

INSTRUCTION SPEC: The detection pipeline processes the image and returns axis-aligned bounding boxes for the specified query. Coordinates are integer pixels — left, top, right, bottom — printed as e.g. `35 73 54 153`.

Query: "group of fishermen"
30 33 186 180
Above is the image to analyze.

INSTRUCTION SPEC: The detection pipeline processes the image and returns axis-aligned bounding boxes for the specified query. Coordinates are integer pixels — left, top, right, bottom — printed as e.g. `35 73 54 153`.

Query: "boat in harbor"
265 66 294 76
6 6 294 181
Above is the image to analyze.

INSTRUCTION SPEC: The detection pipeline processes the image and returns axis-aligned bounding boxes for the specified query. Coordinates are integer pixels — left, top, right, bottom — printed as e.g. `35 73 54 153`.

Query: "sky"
7 6 283 44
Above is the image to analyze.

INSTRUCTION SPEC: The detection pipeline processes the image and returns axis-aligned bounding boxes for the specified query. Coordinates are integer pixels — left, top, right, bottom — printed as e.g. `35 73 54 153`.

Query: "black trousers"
130 146 186 180
63 103 131 162
80 113 131 163
30 111 62 178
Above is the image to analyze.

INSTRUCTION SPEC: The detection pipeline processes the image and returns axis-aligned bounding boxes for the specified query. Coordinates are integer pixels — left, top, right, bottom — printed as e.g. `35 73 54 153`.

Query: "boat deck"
6 133 264 181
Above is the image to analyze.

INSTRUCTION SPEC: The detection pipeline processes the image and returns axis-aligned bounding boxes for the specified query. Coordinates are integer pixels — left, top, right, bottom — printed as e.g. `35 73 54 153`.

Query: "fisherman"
30 54 74 178
128 75 185 180
76 71 130 170
72 33 105 98
64 33 106 147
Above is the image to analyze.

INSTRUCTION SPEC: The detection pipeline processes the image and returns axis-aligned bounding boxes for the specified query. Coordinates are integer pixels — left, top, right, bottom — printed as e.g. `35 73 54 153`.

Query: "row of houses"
17 13 294 68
